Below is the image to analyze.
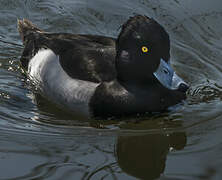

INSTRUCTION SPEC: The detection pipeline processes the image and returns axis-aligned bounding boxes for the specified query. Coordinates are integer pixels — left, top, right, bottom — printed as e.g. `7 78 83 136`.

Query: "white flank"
28 49 99 117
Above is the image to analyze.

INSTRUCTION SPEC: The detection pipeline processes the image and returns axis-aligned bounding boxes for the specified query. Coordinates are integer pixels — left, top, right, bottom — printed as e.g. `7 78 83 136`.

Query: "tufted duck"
18 15 189 118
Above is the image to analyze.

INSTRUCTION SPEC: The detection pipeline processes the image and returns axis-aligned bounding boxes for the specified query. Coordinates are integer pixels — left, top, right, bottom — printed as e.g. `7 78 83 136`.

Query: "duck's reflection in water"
30 92 187 179
115 131 186 179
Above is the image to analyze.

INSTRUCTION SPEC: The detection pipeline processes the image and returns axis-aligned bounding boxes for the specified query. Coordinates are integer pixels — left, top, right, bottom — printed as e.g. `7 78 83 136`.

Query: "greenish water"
0 0 222 179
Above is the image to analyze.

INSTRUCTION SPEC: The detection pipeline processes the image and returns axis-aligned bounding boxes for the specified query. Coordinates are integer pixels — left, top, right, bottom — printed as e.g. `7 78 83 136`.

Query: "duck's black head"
116 15 189 93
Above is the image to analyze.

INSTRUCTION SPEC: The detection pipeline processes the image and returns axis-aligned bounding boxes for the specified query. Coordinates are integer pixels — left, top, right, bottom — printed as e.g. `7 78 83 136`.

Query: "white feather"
28 48 99 117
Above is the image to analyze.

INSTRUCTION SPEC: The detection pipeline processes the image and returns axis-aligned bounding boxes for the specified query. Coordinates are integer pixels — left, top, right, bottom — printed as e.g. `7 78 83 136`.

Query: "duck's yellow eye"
142 46 148 53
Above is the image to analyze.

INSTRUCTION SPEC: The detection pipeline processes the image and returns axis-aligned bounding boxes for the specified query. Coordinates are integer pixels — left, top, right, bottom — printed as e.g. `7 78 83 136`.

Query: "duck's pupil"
142 46 148 53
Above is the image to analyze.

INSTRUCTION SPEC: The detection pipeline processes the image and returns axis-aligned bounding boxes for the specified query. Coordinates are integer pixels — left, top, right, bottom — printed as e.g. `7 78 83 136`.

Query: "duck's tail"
17 19 44 44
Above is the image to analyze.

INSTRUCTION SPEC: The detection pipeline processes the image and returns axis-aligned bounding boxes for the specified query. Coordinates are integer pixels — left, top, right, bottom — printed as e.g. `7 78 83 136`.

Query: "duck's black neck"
116 75 159 93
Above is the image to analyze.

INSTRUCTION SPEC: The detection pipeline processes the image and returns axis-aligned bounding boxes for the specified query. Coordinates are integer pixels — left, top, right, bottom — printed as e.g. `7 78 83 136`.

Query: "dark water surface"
0 0 222 179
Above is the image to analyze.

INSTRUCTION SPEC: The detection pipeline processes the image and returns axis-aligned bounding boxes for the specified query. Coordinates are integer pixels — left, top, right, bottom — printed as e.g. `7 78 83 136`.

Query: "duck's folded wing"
58 46 117 83
19 24 117 82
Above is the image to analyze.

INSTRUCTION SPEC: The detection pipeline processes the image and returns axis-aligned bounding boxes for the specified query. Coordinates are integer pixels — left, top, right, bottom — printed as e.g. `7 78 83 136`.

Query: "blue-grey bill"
153 59 187 90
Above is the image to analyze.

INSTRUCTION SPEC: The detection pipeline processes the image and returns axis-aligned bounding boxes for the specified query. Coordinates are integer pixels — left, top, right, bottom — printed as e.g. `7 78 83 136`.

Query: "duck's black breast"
21 33 117 83
89 80 187 118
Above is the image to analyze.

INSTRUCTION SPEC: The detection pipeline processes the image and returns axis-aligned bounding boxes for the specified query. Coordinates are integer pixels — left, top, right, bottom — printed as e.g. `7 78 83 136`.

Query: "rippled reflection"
116 131 186 179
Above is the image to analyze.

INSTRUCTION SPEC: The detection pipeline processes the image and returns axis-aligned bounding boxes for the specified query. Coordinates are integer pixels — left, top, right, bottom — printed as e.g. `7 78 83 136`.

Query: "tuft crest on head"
116 15 170 55
116 15 170 60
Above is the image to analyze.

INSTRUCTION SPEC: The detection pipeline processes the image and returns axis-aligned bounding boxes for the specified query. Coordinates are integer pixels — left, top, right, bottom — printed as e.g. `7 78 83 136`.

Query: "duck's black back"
21 32 117 83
